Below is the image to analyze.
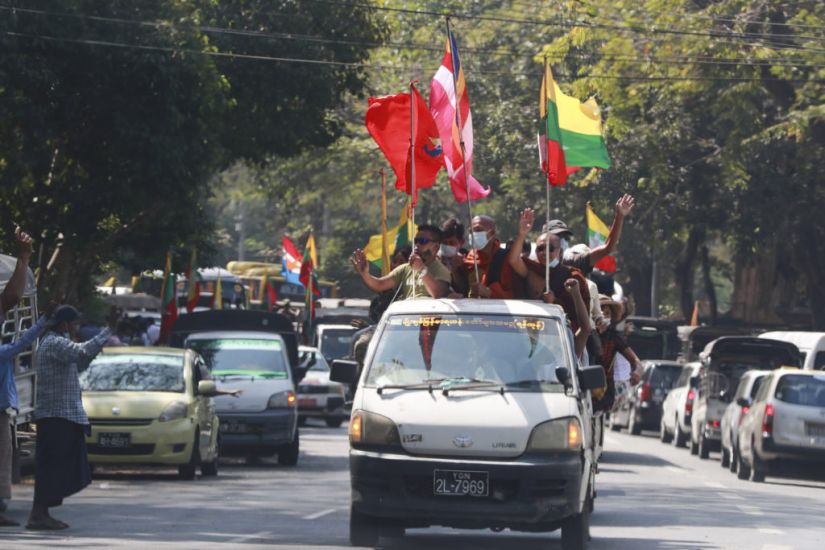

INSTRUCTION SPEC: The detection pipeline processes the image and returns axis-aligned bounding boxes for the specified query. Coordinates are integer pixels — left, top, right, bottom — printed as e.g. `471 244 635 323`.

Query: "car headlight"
159 401 188 422
267 390 296 409
526 418 582 452
349 410 401 450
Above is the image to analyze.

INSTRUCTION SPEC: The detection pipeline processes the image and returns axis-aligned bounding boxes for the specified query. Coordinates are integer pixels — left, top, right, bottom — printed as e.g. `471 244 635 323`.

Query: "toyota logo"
453 434 473 448
112 407 121 416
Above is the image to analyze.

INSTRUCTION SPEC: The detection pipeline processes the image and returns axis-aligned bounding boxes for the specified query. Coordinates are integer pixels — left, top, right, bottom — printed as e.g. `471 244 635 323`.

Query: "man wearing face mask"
456 215 515 299
27 305 117 530
350 224 450 301
437 218 466 297
507 208 590 331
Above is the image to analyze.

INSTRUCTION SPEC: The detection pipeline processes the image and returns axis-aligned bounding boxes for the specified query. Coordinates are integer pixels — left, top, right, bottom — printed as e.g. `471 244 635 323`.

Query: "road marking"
737 505 765 516
226 530 272 543
758 528 784 535
304 508 339 520
703 481 727 489
665 466 687 474
719 493 746 500
760 545 794 550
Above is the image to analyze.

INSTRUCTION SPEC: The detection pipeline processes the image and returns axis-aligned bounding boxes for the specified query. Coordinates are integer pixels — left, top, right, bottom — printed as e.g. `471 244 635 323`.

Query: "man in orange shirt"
454 215 515 299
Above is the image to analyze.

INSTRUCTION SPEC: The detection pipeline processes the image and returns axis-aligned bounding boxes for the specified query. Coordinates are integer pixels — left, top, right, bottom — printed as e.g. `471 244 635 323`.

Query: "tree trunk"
674 227 703 320
701 246 718 324
626 259 652 318
729 238 784 325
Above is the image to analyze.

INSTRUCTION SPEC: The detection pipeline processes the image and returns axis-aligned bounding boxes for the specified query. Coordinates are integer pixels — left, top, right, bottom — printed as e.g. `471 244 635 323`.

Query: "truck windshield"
188 338 288 377
365 314 568 392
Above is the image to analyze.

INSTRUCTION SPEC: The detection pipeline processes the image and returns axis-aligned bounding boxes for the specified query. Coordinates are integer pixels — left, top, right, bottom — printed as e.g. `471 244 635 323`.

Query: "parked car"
690 337 800 459
610 360 683 435
297 345 347 428
759 331 825 371
81 347 221 479
330 298 605 549
659 362 701 447
737 368 825 482
316 324 358 363
720 370 769 471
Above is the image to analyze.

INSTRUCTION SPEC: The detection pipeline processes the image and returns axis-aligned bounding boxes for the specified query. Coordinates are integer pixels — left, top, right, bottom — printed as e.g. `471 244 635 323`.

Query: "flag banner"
586 203 617 273
300 234 321 298
364 205 416 271
213 272 223 310
185 249 200 313
282 236 304 286
365 86 443 204
159 271 178 344
430 29 490 203
260 269 277 312
539 64 611 186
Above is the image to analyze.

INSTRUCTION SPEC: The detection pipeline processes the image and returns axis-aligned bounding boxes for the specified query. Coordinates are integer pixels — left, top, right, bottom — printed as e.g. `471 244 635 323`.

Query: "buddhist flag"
586 202 617 273
539 61 611 185
364 205 416 272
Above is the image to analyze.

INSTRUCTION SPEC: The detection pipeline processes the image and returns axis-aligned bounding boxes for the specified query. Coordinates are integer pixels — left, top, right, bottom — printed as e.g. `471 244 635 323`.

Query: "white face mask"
440 244 458 258
471 231 489 250
548 257 559 268
560 238 570 250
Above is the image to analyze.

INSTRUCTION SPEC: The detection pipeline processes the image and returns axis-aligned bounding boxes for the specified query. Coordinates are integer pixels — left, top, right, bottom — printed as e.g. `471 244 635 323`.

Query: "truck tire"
561 507 590 550
699 433 710 459
689 434 699 455
674 418 688 448
628 407 641 435
350 507 379 547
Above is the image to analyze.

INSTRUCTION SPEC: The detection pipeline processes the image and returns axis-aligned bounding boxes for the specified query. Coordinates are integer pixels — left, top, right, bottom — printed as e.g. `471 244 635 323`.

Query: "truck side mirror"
555 366 571 389
578 365 607 391
330 359 359 385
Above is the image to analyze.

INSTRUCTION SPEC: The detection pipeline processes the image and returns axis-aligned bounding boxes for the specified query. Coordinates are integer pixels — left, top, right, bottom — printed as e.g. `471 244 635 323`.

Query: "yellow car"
80 347 221 479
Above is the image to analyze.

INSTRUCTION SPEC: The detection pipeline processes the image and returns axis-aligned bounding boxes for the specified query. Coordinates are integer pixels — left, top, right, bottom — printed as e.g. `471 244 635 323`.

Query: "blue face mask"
548 258 560 268
471 231 489 250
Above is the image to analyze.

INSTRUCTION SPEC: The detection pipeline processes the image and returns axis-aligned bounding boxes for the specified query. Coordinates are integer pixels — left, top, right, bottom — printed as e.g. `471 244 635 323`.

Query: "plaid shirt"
34 328 111 425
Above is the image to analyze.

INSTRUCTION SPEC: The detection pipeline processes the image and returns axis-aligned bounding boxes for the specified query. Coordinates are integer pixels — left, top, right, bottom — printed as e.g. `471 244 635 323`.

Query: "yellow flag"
306 234 318 268
364 205 416 272
214 272 223 310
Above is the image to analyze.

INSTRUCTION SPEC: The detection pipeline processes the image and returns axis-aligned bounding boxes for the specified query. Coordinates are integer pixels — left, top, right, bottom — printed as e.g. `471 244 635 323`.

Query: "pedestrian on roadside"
26 305 118 530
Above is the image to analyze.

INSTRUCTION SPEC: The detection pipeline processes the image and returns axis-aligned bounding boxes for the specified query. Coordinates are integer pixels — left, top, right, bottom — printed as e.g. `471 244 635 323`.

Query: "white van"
330 299 605 550
759 331 825 371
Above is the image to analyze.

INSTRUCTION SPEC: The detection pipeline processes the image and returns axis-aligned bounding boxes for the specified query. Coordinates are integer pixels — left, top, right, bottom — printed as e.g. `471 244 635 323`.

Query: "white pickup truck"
0 254 39 481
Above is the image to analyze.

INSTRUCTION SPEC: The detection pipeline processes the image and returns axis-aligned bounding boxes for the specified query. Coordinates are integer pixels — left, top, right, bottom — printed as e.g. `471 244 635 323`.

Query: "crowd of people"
350 194 643 413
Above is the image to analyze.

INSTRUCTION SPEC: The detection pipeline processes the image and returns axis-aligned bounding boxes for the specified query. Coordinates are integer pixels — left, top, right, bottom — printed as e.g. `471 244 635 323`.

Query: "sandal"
26 517 68 530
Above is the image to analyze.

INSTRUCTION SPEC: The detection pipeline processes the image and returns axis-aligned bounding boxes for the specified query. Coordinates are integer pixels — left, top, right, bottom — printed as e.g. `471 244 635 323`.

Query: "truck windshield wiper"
505 379 561 389
376 378 448 395
440 378 504 396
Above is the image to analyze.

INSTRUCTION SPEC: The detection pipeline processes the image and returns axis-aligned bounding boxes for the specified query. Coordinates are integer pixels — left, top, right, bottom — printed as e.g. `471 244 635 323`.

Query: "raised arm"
507 208 533 278
350 249 396 293
0 227 34 314
588 195 634 268
0 316 48 360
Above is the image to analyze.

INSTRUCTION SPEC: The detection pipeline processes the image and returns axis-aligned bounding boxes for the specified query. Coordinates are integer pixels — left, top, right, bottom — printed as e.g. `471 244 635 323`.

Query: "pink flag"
429 30 490 204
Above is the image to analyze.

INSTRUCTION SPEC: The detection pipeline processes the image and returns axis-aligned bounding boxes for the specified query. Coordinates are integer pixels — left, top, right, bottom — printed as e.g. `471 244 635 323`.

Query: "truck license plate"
433 469 489 497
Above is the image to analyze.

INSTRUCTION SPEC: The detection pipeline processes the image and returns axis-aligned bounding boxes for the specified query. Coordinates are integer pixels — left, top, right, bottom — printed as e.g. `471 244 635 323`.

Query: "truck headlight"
526 418 582 452
349 410 401 450
267 390 296 409
159 401 188 422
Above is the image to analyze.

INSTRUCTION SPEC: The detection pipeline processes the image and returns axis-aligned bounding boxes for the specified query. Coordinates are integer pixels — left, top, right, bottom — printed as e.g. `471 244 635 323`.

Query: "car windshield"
320 329 356 361
365 314 569 392
80 354 184 392
188 338 288 378
775 374 825 407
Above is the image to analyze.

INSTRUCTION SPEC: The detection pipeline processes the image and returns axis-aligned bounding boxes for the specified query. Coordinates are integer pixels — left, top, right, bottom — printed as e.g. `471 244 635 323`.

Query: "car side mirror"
736 397 751 408
293 365 309 384
578 365 607 391
330 359 360 385
555 366 571 389
198 380 218 397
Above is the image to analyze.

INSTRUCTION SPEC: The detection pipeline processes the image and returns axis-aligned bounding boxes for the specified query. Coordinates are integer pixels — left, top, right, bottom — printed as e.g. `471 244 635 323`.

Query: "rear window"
750 376 766 398
815 352 825 371
775 374 825 407
649 365 682 389
320 329 356 361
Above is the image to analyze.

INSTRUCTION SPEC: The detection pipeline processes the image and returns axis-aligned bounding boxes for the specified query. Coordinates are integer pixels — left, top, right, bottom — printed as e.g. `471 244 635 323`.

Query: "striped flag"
429 28 490 203
586 202 617 273
282 236 303 286
364 204 416 272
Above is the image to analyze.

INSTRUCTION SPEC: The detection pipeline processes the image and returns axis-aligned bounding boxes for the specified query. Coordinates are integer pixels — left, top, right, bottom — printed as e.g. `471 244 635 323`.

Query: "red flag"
365 85 443 204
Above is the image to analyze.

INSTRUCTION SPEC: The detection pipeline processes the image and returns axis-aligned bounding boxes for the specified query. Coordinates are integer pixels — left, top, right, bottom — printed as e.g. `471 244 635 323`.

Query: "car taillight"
738 406 749 425
638 383 652 402
707 419 720 429
685 389 695 414
761 403 774 438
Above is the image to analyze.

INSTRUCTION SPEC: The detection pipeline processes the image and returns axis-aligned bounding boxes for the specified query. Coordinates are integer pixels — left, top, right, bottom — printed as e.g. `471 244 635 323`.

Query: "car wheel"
729 446 739 473
628 408 641 436
750 441 767 482
350 506 380 547
561 506 590 550
659 418 670 443
201 437 220 477
698 433 710 459
737 450 751 480
277 429 300 466
674 419 688 448
325 417 344 428
689 434 699 455
609 414 621 432
178 430 200 480
721 447 730 468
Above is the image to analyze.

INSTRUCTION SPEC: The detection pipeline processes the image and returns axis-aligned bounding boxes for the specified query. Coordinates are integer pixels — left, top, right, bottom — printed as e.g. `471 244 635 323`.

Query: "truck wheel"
608 414 620 432
737 451 751 480
689 434 699 455
674 419 688 448
628 408 641 435
750 441 767 482
729 446 739 473
277 429 300 466
178 431 200 480
721 447 730 468
325 417 343 428
561 508 590 550
350 507 380 547
699 433 710 459
659 419 672 443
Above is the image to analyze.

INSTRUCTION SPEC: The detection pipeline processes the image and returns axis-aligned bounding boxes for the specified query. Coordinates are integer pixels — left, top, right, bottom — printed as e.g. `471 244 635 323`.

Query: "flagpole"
544 56 551 292
446 17 479 282
380 168 390 277
409 80 417 232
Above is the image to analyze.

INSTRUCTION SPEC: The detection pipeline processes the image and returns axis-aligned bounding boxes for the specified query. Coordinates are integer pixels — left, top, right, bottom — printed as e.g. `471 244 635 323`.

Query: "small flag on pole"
586 202 617 273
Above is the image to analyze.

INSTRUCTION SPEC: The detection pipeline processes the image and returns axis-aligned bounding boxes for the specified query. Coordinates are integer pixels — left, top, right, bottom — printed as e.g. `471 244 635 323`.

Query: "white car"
331 299 605 550
659 362 701 447
297 346 347 428
720 370 769 472
759 331 825 371
737 368 825 482
316 324 358 363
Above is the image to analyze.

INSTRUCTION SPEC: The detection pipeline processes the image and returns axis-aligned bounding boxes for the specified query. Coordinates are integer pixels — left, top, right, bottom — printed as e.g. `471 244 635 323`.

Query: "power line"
6 30 825 85
4 5 825 72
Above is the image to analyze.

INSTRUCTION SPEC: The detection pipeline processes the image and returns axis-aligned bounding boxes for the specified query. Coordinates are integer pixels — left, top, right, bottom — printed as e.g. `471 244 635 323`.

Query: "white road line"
226 530 272 544
760 545 794 550
720 493 746 500
758 528 784 535
304 508 339 520
737 505 765 516
665 466 685 473
703 481 727 489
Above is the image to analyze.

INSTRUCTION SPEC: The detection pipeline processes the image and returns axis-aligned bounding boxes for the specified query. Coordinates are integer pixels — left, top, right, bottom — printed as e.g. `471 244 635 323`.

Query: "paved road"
1 422 824 549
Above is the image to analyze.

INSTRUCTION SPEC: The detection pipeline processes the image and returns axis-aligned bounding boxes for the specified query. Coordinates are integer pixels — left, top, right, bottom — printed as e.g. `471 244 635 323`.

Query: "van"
330 299 605 549
759 331 825 371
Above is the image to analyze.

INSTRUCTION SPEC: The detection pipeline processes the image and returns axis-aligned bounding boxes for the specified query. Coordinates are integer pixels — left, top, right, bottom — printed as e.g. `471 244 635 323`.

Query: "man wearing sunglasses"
350 224 450 301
